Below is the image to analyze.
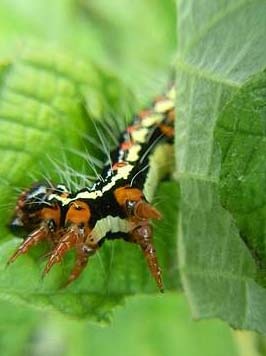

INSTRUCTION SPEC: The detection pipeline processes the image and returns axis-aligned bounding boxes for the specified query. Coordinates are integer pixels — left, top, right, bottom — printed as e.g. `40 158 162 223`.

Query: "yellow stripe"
142 113 162 127
131 127 149 143
126 144 141 162
154 98 174 113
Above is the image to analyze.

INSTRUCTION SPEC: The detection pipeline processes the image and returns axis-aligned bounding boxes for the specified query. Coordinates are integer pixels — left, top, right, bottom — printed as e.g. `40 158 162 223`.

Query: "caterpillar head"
10 182 69 235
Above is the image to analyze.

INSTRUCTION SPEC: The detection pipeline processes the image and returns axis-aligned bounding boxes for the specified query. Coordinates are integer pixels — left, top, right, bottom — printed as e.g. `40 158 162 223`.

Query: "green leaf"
176 0 266 332
0 47 179 321
216 70 266 282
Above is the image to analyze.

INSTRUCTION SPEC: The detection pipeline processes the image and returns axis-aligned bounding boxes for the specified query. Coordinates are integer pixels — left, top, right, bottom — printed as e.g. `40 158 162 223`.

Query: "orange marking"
139 109 152 119
65 200 91 225
167 109 175 122
112 161 127 170
134 201 161 220
127 124 140 133
159 124 174 137
121 141 133 150
41 205 61 227
114 186 143 206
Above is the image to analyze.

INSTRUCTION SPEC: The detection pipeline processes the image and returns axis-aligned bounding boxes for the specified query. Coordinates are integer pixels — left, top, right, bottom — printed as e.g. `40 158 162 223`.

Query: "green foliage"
216 71 266 275
0 0 178 323
176 0 266 333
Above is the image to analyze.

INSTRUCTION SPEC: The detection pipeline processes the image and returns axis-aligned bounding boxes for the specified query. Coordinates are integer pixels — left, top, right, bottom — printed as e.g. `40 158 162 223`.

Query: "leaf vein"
0 115 51 136
176 59 240 88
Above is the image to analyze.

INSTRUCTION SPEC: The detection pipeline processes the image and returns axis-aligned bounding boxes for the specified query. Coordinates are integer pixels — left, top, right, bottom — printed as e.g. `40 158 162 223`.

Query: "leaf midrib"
176 59 240 88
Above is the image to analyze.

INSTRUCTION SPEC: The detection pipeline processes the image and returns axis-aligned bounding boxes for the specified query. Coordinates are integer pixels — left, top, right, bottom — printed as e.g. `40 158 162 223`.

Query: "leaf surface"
176 0 266 332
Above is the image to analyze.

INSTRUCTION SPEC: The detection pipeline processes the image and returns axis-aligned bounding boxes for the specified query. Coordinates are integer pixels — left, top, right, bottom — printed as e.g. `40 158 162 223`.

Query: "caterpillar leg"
130 222 163 292
43 225 81 275
63 244 96 287
7 222 51 265
117 191 163 291
8 182 67 266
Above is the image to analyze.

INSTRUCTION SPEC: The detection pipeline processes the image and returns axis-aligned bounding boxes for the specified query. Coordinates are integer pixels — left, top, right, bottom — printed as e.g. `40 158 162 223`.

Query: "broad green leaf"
216 71 266 283
0 47 179 321
176 0 266 332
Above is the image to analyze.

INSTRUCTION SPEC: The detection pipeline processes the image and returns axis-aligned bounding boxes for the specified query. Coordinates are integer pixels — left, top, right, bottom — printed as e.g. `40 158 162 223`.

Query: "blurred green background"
0 0 265 355
0 294 241 356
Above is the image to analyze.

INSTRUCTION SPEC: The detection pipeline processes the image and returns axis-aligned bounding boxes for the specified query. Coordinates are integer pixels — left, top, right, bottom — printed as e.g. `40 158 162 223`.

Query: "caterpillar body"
8 85 175 292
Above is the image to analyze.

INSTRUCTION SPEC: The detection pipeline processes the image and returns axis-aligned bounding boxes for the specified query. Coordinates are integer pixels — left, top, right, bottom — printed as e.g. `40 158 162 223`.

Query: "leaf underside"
176 0 266 333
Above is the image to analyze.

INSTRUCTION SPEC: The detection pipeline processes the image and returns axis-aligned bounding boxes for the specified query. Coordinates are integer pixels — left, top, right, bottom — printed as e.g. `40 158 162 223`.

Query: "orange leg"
43 226 81 275
130 223 163 292
7 224 49 265
63 244 96 287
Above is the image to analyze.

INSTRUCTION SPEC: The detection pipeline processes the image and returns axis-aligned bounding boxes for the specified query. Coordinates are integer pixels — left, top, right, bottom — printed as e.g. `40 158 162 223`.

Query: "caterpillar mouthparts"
8 85 175 292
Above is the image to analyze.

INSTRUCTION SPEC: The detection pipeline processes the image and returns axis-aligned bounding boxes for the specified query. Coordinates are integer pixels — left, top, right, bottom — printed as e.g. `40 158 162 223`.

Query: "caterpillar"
8 84 175 292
